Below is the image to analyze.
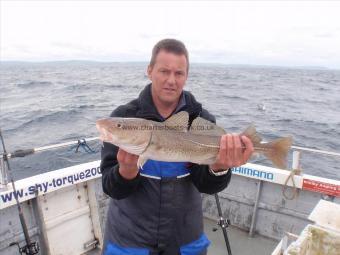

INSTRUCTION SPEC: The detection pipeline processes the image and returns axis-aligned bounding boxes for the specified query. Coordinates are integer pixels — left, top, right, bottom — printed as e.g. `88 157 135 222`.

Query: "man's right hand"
117 148 139 180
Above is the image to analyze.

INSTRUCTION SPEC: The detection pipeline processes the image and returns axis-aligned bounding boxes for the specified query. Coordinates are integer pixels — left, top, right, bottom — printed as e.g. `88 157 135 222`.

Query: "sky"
1 1 340 69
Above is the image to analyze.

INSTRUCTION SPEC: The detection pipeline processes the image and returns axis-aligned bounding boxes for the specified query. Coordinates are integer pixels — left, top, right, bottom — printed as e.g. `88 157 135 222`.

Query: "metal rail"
291 145 340 157
1 137 100 159
34 137 99 153
0 137 339 159
249 180 262 237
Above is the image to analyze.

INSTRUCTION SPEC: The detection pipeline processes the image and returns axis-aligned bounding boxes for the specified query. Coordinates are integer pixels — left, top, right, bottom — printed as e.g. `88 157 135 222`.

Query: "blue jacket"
101 84 231 255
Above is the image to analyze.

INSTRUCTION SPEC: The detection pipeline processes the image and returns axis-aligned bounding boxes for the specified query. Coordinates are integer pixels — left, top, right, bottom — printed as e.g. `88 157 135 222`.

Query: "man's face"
147 50 188 106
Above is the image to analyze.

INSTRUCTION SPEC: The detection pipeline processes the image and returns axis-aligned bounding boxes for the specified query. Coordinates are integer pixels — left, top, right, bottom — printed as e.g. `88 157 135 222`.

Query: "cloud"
1 1 340 68
314 33 334 38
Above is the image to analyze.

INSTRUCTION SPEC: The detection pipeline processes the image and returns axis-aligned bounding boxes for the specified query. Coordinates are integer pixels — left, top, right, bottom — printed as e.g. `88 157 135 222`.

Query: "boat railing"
2 137 340 159
0 136 339 250
291 145 340 157
1 136 340 190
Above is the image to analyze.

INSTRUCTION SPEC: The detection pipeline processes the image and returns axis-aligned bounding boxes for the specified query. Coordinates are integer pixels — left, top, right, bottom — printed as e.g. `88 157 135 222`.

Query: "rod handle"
10 149 35 158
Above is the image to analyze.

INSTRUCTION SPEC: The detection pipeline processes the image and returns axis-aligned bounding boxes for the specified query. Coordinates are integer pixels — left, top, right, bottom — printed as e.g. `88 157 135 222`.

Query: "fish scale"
96 111 293 169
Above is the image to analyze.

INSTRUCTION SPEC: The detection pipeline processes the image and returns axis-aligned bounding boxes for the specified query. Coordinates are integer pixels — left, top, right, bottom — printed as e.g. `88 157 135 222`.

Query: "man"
101 39 253 255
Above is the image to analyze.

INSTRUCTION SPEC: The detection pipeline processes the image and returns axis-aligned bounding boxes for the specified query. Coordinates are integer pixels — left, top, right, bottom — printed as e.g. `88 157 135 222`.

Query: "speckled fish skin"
96 111 293 169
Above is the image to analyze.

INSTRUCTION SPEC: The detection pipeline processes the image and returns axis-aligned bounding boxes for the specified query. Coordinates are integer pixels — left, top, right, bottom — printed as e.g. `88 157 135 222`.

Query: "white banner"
0 161 101 209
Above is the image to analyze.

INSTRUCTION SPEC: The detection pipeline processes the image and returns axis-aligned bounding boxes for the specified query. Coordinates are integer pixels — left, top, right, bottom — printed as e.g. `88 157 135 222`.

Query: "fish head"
96 117 153 155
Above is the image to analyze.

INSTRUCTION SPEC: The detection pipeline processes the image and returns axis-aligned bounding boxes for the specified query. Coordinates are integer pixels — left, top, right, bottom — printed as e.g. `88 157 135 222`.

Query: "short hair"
149 39 189 72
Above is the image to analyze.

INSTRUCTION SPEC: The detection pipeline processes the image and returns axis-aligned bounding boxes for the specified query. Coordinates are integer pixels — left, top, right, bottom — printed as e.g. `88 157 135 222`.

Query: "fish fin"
137 156 149 170
189 117 225 136
241 124 262 145
164 111 189 132
261 136 293 169
194 156 217 165
120 141 149 155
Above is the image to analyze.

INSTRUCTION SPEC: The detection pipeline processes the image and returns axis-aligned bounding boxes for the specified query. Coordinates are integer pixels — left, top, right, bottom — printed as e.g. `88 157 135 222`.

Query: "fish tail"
261 137 293 169
242 125 293 168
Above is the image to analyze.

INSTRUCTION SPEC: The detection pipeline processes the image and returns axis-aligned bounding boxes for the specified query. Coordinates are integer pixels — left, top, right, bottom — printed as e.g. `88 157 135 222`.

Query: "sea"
1 62 340 181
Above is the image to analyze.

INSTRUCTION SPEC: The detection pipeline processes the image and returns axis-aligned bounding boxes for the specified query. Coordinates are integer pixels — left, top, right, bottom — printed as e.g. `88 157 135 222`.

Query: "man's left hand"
210 134 254 172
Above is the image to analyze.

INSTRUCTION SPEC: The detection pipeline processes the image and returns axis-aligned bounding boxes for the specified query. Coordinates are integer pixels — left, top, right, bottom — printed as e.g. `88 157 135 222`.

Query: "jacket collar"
136 83 202 122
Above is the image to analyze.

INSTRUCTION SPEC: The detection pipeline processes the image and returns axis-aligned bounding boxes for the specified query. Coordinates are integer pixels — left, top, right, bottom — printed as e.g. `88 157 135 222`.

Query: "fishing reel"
213 193 233 255
212 217 231 232
10 241 40 255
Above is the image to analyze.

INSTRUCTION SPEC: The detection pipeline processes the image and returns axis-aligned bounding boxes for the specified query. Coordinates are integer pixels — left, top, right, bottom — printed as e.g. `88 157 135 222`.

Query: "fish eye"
117 123 122 128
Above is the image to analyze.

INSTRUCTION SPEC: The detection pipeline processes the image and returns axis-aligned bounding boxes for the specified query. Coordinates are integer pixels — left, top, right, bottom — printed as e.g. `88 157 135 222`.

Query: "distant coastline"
1 60 336 71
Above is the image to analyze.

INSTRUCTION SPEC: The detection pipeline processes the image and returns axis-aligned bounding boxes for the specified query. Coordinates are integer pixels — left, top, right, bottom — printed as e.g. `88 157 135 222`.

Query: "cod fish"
96 111 293 169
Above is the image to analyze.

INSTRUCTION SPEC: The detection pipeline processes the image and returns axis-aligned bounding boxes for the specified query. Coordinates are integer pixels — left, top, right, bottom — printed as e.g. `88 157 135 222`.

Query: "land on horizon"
1 60 336 71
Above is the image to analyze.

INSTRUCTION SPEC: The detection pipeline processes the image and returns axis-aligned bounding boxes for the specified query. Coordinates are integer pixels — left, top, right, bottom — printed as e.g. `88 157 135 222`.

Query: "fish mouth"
96 118 117 131
97 127 111 142
96 119 109 129
96 120 115 142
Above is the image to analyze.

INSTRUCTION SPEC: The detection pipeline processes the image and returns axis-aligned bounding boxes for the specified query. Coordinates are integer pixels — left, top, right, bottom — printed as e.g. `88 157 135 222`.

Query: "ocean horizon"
1 62 339 181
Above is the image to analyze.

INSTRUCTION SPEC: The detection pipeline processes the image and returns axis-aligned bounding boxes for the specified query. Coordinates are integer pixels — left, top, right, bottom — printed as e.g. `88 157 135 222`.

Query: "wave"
65 83 126 92
5 108 91 133
273 118 337 135
17 81 53 88
3 63 340 179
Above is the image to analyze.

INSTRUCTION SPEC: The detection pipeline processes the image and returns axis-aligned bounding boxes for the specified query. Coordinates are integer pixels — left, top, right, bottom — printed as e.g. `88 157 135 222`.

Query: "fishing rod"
0 129 39 255
213 193 232 255
2 137 99 159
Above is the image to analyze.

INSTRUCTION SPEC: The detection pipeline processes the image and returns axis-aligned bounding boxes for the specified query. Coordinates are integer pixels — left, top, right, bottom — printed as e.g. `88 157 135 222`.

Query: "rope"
69 139 97 154
282 168 301 200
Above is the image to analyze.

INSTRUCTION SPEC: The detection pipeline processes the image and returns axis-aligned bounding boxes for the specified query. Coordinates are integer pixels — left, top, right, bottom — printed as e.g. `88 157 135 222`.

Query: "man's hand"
117 148 139 180
210 134 254 172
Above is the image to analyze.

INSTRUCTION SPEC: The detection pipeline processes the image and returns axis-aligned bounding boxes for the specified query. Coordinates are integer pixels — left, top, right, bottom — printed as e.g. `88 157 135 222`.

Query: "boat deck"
85 217 278 255
204 218 277 255
2 159 338 255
